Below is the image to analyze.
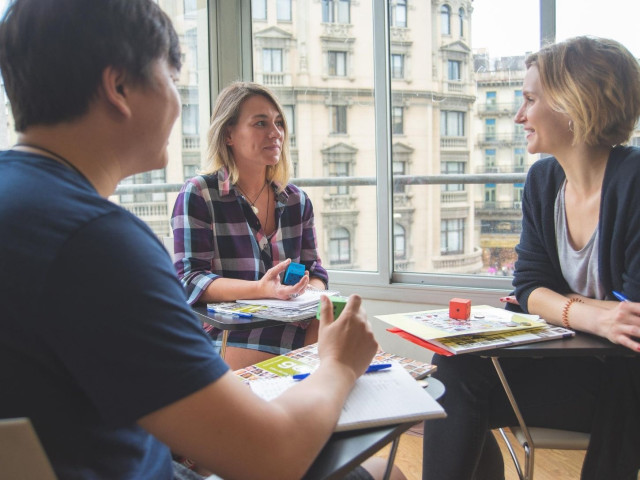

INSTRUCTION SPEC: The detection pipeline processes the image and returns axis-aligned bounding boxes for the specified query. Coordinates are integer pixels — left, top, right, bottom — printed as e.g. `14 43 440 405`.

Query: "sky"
472 0 640 58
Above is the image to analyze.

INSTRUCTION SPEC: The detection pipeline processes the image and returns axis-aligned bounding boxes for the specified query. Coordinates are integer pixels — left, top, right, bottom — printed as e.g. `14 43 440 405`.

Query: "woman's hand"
597 300 640 352
258 259 310 300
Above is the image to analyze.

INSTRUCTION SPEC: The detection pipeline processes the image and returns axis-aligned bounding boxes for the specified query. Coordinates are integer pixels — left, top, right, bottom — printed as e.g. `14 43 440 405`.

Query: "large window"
447 60 460 81
80 0 639 303
252 0 267 20
390 0 407 28
441 111 465 137
322 0 350 24
441 219 464 255
440 4 451 35
391 54 405 79
330 105 347 134
277 0 292 22
329 227 351 264
328 51 347 77
392 106 404 135
263 48 283 73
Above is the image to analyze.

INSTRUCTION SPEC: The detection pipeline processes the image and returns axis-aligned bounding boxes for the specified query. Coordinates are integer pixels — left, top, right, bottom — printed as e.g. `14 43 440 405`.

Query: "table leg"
382 437 400 480
491 357 534 480
219 330 229 360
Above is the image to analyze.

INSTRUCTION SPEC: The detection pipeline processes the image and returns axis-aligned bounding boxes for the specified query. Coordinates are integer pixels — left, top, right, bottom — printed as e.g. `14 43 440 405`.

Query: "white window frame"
181 0 560 304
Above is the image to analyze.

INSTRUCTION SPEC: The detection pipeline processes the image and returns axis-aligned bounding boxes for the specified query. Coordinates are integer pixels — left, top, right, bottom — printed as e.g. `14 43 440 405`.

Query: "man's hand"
316 294 378 380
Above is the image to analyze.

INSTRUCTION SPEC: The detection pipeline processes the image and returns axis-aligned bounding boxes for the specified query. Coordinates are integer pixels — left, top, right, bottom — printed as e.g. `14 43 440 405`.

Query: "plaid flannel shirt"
170 168 328 354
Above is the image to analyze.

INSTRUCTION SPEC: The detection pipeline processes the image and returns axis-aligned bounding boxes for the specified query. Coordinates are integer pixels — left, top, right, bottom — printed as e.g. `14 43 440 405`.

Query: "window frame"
151 0 561 305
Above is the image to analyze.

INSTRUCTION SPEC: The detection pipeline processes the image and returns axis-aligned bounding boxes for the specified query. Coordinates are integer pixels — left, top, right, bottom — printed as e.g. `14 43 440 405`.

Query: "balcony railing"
321 22 354 38
476 132 526 146
475 200 523 211
441 190 467 203
121 202 169 218
440 137 467 149
182 135 200 151
432 248 484 272
114 173 528 195
476 164 528 174
477 102 520 116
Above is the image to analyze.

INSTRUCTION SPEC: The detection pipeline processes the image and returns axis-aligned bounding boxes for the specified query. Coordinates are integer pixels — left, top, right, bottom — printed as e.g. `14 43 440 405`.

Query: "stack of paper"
248 363 446 431
376 305 574 355
236 289 340 309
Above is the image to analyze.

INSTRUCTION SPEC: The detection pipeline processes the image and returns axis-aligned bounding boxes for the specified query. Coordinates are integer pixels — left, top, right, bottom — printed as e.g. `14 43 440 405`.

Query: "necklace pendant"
251 205 259 215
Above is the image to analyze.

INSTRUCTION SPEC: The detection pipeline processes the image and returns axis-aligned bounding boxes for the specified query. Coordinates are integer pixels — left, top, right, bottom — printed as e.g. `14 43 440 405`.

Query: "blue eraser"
283 262 305 285
316 296 347 320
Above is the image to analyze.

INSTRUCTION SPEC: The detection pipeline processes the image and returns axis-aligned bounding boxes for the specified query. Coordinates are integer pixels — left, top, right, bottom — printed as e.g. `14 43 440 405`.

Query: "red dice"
449 298 471 320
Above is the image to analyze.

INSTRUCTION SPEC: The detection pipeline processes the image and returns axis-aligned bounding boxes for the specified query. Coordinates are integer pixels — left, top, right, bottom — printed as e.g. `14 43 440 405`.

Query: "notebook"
248 362 446 432
236 289 340 310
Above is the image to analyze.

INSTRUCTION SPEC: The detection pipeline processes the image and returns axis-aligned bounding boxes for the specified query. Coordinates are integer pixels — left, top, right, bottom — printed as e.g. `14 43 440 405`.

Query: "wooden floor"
373 424 586 480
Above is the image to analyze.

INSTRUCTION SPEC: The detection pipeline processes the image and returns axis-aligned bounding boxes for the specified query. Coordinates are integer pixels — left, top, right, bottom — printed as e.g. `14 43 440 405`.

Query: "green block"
316 295 348 320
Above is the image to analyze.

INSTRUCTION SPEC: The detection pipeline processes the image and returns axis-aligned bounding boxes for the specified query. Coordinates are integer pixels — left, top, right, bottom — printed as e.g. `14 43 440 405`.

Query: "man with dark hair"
0 1 384 479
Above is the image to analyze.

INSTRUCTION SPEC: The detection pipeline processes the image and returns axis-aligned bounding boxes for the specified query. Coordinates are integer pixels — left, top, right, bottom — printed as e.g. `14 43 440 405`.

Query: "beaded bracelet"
561 297 583 328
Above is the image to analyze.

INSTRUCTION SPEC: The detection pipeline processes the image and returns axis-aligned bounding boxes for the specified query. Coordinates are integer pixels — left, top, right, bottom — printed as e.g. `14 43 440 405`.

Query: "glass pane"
108 2 211 238
556 0 640 57
252 2 377 272
391 0 537 276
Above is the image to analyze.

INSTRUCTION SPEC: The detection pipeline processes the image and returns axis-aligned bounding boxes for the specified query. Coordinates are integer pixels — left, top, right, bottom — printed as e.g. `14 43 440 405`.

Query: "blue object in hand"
283 262 305 285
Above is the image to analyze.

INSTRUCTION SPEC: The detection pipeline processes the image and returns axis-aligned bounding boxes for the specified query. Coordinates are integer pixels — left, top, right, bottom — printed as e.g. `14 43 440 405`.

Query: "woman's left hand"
257 259 310 300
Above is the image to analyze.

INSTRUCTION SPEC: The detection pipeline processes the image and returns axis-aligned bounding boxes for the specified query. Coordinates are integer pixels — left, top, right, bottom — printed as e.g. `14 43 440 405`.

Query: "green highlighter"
316 295 348 320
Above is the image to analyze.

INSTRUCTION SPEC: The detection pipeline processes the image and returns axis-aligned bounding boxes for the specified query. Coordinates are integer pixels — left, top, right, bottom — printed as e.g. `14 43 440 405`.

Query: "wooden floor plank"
373 427 586 480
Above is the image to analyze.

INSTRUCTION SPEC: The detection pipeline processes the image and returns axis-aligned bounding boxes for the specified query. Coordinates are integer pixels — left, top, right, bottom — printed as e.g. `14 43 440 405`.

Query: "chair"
473 333 632 480
498 425 589 480
0 418 57 480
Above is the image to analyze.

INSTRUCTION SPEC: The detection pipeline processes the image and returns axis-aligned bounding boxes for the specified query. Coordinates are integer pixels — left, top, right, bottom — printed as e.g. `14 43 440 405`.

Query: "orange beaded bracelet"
561 297 583 329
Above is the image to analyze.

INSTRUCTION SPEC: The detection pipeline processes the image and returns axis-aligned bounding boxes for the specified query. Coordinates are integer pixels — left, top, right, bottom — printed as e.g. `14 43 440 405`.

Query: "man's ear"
100 66 132 118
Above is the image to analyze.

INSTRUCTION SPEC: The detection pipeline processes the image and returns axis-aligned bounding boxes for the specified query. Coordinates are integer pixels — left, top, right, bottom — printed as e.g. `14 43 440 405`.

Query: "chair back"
0 418 57 480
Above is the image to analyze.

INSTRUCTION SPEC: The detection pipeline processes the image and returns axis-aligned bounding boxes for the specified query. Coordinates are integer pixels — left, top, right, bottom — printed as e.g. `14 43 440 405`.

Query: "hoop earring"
568 120 574 132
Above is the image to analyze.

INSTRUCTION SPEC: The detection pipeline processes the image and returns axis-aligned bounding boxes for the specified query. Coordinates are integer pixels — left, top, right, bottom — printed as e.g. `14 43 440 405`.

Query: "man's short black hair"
0 0 182 132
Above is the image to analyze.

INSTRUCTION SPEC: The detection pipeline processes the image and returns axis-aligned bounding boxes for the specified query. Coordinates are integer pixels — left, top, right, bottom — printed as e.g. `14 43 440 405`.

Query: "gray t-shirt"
555 179 605 299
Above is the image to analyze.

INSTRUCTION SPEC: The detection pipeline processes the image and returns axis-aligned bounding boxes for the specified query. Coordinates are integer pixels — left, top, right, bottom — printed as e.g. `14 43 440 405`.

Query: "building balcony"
390 27 411 44
476 102 520 116
258 72 290 87
440 190 467 204
182 135 201 151
476 132 526 147
440 136 468 149
475 200 522 215
433 247 483 273
394 259 412 271
323 193 357 211
122 202 169 220
475 164 528 174
392 191 413 208
321 22 354 39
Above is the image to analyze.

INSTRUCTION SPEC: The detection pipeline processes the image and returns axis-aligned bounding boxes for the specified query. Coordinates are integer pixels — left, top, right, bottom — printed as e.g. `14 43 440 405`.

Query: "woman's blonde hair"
203 81 291 189
526 36 640 147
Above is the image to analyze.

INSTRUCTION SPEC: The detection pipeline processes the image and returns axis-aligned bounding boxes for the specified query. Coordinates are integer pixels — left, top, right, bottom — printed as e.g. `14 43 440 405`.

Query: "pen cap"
316 295 347 320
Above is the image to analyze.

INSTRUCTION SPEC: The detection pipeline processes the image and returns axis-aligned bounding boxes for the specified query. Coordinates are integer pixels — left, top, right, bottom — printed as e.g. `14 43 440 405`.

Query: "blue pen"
612 291 629 302
207 307 253 318
292 363 392 380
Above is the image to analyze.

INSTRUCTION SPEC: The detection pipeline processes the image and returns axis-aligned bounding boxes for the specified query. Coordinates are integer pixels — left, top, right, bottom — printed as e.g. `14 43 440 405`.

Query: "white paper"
249 363 446 431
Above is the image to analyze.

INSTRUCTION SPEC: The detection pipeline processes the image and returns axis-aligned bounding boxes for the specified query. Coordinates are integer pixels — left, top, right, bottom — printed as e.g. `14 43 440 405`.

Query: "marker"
206 307 253 318
292 363 392 380
612 291 629 302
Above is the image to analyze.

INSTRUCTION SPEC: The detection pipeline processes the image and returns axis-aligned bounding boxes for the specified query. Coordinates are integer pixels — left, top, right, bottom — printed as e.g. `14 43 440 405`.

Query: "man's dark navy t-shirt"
0 150 228 479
